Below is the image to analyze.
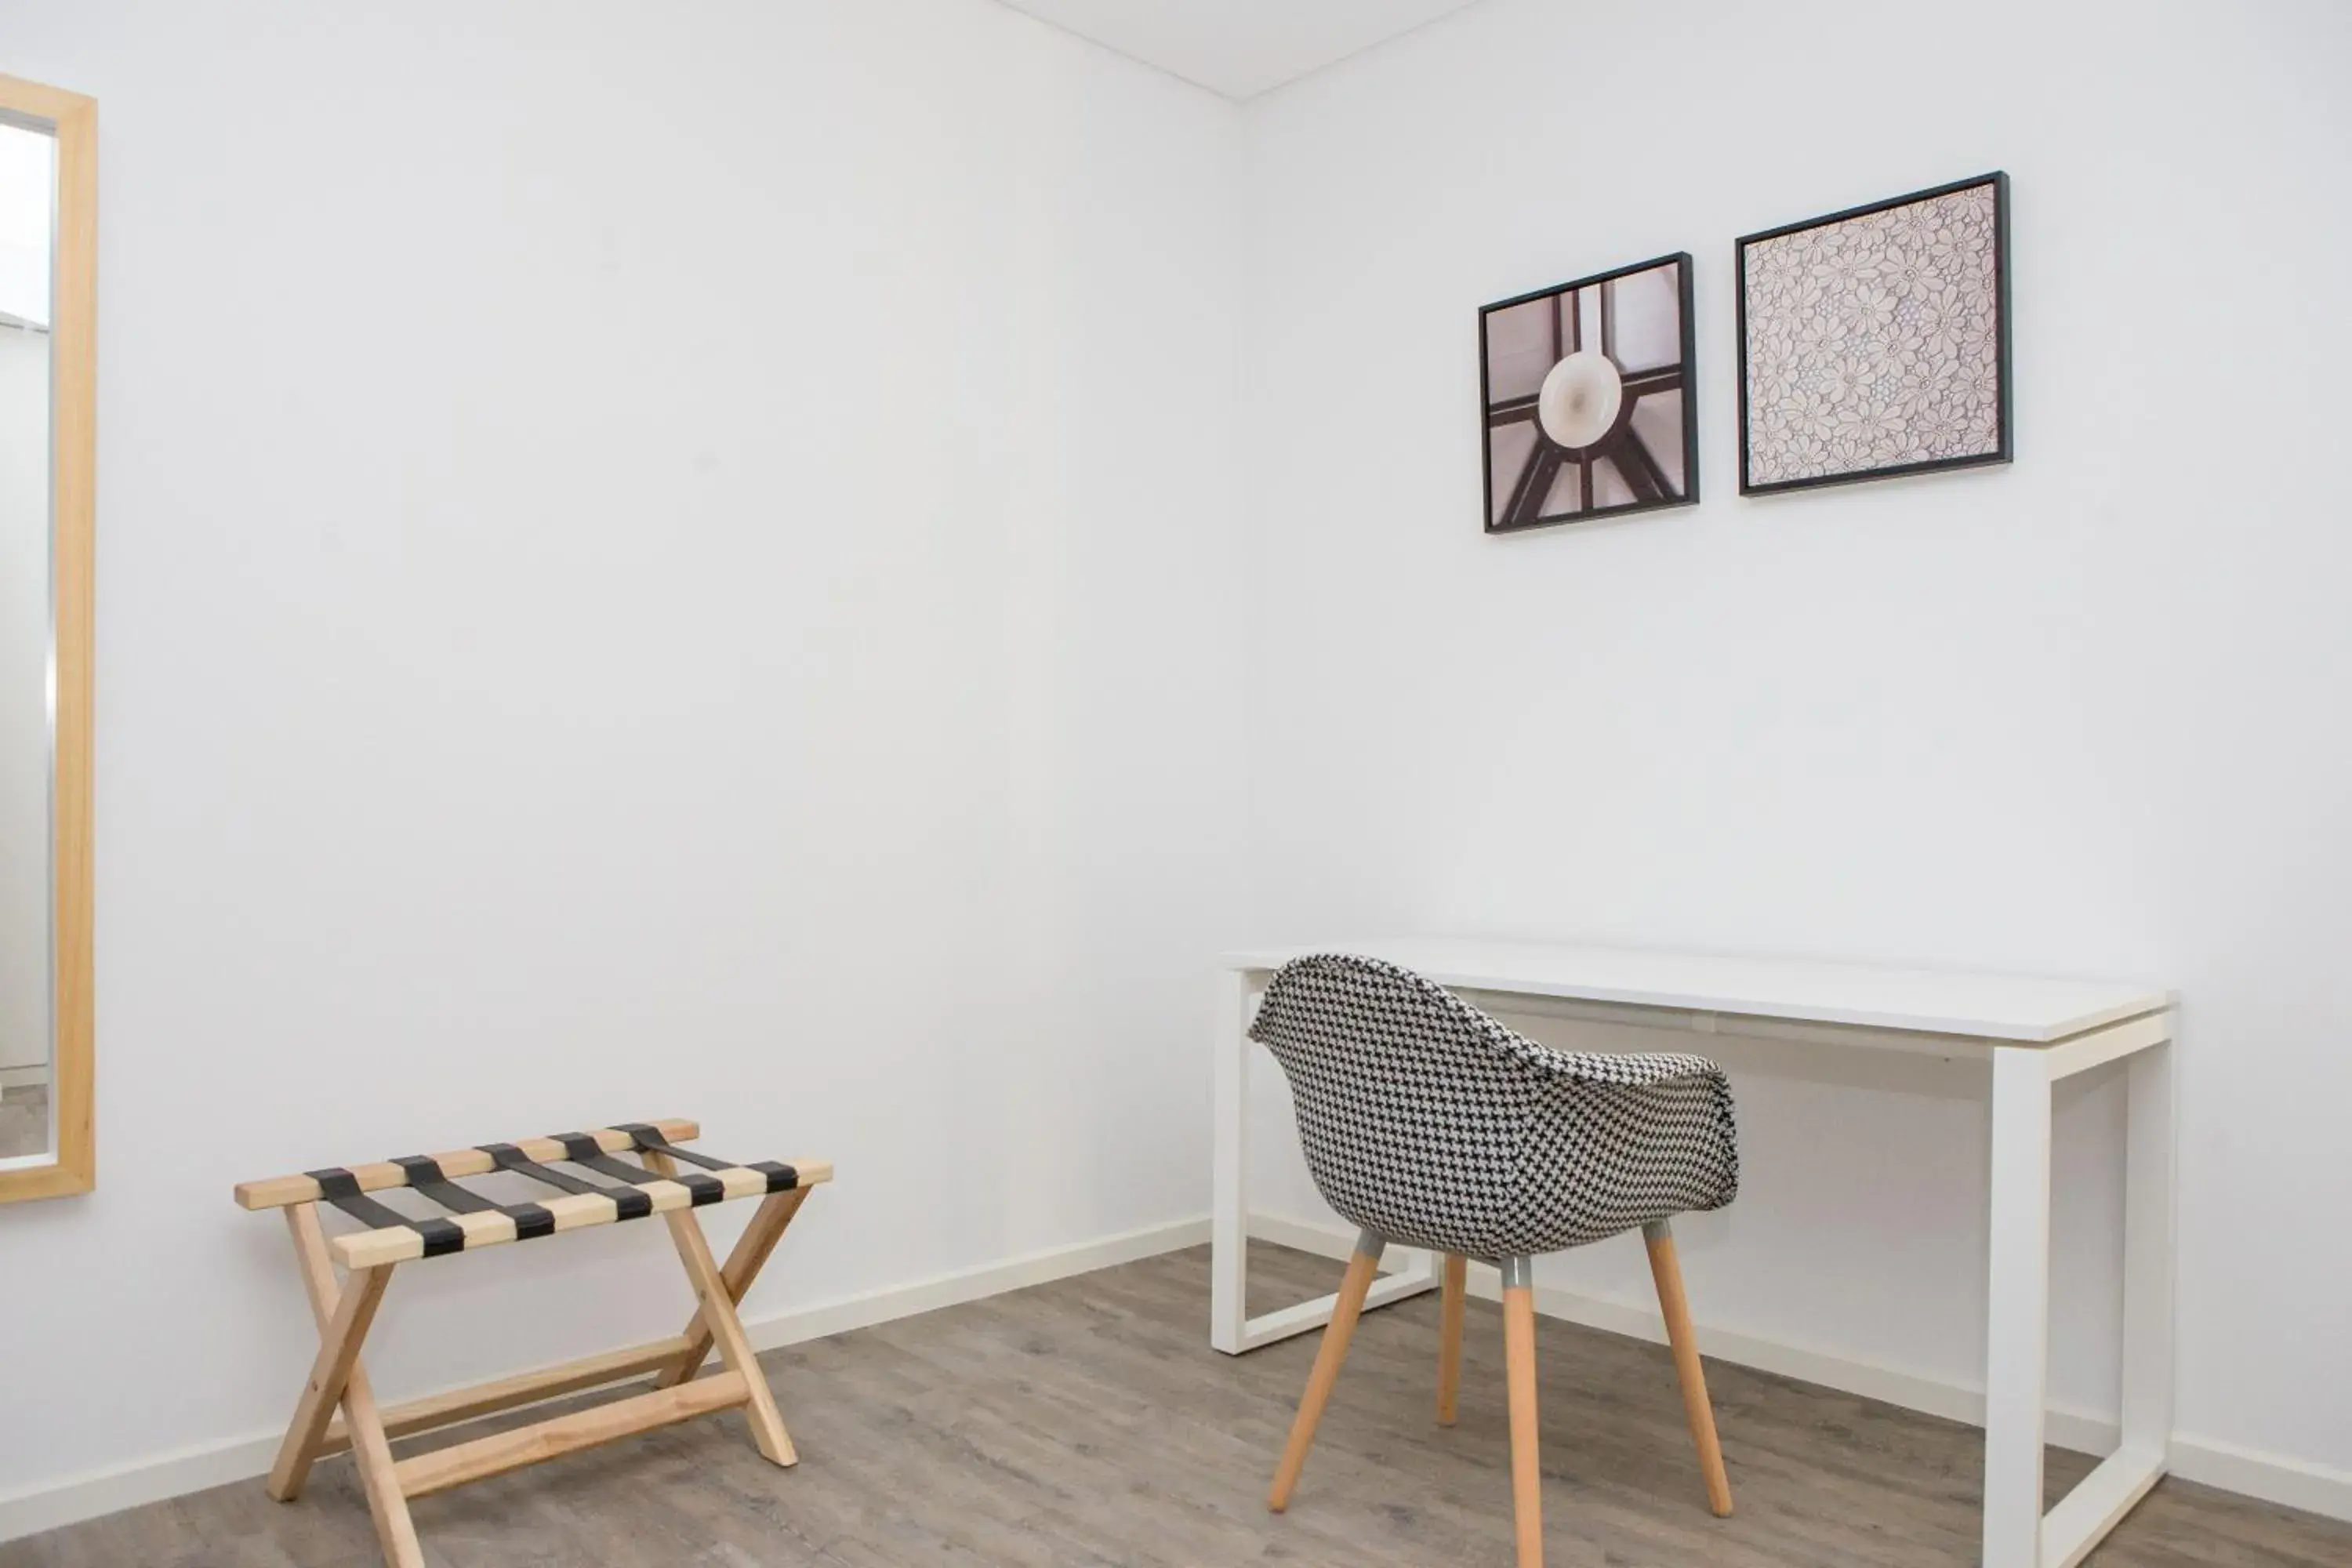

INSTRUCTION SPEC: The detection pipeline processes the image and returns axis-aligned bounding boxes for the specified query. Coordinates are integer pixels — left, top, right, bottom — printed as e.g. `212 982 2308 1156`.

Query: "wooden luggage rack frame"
234 1118 831 1568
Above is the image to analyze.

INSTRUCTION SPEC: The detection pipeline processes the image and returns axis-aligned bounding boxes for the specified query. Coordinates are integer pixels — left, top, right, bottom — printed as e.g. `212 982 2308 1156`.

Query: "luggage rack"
234 1118 830 1568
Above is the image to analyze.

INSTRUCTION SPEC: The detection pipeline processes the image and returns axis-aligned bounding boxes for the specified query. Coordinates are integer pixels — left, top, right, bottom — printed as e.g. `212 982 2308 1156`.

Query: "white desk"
1212 938 2176 1568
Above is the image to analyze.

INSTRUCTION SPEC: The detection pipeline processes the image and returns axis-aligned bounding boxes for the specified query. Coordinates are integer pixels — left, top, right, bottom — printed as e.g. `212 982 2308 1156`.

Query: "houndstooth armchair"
1249 952 1738 1258
1249 953 1741 1566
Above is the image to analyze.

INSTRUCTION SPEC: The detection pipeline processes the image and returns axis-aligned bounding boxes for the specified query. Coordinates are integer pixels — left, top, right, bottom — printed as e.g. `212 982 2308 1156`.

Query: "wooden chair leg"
1268 1232 1384 1512
1643 1219 1733 1518
1436 1253 1468 1425
1502 1260 1544 1568
662 1203 797 1466
276 1204 423 1568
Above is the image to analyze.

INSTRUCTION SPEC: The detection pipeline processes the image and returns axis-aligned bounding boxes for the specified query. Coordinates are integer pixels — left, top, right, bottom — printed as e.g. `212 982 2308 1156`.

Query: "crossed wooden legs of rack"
1269 1222 1731 1568
268 1183 808 1568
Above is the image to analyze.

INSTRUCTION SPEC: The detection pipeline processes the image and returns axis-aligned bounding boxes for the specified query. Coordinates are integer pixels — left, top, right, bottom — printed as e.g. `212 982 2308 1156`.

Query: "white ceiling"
997 0 1486 100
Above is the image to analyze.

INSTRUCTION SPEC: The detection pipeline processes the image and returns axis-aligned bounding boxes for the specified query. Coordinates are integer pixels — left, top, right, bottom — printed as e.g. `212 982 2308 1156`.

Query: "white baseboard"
2169 1435 2352 1525
0 1215 1212 1545
0 1431 290 1549
742 1215 1210 1354
1247 1210 2352 1526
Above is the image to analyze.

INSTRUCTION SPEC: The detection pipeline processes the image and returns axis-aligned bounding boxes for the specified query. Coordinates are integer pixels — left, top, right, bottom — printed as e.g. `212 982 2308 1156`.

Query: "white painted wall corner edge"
1 1212 2342 1543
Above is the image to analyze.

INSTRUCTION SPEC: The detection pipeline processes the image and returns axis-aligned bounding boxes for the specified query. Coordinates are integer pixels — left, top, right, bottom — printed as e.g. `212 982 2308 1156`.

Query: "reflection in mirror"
0 118 53 1165
0 72 90 1201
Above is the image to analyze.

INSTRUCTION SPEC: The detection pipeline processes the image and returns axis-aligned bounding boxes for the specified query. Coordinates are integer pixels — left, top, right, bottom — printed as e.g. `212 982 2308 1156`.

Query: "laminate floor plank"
2 1242 2343 1566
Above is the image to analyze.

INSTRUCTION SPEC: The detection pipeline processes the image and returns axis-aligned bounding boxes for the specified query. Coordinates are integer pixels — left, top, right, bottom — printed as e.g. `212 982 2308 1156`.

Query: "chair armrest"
1492 1029 1726 1090
1514 1046 1743 1236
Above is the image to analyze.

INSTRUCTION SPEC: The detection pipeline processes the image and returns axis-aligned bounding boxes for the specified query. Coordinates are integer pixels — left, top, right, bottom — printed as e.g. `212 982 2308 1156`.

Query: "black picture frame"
1479 252 1698 535
1735 172 2013 496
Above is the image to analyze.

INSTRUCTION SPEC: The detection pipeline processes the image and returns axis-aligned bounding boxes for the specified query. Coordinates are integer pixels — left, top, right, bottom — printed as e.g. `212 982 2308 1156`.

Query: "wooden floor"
5 1242 2346 1566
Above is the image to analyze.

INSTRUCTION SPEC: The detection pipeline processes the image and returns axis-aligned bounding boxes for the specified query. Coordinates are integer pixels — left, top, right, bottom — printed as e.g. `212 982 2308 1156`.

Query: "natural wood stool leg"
1269 1232 1384 1512
270 1261 392 1501
649 1171 806 1388
276 1205 423 1568
1436 1253 1468 1425
1643 1219 1732 1518
1502 1259 1544 1568
663 1205 797 1465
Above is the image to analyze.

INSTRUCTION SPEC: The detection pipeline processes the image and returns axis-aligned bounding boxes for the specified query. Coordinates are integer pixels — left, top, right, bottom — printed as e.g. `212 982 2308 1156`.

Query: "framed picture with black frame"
1479 252 1697 534
1736 172 2012 495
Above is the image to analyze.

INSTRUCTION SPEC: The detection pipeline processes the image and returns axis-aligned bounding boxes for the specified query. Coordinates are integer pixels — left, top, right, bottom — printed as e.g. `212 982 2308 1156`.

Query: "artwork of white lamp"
1536 350 1623 449
1479 252 1695 533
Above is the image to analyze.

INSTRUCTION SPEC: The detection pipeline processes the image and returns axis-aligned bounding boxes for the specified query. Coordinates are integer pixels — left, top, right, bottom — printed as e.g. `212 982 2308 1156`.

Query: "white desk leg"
2117 1036 2176 1458
1210 968 1260 1354
2035 1030 2177 1568
1984 1045 2054 1568
1210 966 1443 1354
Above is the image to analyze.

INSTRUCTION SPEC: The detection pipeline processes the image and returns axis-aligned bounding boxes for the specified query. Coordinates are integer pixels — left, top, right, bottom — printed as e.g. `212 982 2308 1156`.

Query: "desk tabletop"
1218 937 2171 1043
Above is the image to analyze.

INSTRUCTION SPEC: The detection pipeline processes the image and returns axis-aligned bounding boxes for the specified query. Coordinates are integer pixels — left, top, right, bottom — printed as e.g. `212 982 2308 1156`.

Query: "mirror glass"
0 118 55 1167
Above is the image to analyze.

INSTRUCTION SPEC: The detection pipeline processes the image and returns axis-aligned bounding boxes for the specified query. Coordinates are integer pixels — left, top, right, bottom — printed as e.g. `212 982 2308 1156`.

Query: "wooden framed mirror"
0 73 93 1202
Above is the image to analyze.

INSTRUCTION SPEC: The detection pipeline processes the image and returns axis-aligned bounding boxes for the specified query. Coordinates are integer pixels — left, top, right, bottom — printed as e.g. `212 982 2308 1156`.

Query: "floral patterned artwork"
1741 180 2005 488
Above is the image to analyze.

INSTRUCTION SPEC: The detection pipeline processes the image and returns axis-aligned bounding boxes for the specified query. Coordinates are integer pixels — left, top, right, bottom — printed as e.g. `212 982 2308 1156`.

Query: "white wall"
0 325 48 1077
0 0 1242 1509
1239 0 2352 1494
5 0 2350 1531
